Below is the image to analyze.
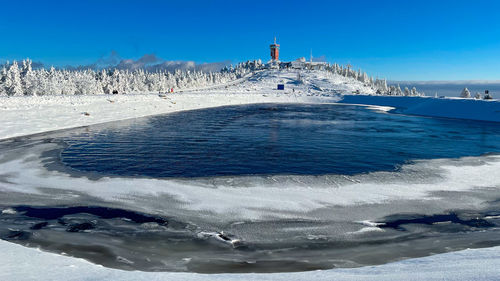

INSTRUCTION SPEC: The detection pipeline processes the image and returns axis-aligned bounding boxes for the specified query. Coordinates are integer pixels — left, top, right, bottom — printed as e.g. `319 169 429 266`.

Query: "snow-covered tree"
460 87 471 98
395 84 402 95
403 87 411 96
0 66 7 96
21 59 38 95
411 87 418 96
6 61 23 96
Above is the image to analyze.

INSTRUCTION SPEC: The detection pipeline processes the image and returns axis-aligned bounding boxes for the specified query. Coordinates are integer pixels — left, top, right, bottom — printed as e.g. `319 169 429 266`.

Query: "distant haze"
391 81 500 98
2 51 231 73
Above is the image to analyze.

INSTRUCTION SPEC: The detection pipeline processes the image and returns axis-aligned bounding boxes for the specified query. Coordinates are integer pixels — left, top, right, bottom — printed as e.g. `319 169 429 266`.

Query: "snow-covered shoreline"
2 69 499 141
0 92 339 140
2 91 499 142
0 69 366 140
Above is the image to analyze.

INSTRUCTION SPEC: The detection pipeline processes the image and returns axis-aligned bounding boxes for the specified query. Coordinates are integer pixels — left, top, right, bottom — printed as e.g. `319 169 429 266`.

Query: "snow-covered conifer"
404 87 410 96
0 66 7 96
21 59 37 95
460 87 471 98
7 61 23 96
411 87 418 96
395 85 402 96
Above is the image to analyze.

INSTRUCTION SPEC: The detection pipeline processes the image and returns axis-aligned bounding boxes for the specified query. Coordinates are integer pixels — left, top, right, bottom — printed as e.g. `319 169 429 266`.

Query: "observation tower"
270 37 280 61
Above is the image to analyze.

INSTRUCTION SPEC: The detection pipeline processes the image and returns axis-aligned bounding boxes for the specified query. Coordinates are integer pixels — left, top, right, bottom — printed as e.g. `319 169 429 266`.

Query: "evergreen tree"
0 66 7 96
460 87 471 98
7 61 23 96
404 87 411 96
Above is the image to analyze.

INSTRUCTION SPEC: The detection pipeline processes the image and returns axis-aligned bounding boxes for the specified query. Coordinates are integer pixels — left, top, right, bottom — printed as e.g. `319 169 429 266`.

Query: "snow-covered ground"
1 238 500 281
1 69 500 280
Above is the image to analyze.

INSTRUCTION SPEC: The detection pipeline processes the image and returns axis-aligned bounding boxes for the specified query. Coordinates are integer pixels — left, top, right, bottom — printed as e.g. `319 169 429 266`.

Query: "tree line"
0 59 420 96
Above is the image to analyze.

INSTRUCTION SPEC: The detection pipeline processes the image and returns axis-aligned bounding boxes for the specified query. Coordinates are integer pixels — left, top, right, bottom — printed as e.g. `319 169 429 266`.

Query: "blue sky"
1 0 500 80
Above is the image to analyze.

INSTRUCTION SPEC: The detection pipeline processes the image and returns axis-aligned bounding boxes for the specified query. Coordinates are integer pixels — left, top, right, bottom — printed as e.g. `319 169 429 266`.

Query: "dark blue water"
60 103 500 178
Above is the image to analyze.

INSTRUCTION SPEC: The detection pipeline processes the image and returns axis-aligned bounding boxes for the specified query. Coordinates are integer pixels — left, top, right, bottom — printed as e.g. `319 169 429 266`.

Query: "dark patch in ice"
5 230 31 240
66 222 95 232
378 212 495 231
30 221 48 230
13 206 169 226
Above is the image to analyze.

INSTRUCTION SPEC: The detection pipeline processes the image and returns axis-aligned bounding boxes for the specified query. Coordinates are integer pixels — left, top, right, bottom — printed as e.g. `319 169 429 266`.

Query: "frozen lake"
1 103 500 273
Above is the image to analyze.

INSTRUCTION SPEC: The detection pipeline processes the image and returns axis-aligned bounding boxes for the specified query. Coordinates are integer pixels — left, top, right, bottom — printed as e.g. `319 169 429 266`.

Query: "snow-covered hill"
191 69 376 96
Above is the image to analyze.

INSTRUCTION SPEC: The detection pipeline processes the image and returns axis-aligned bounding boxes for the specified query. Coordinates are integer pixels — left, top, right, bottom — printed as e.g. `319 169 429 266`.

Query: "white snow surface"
1 239 499 281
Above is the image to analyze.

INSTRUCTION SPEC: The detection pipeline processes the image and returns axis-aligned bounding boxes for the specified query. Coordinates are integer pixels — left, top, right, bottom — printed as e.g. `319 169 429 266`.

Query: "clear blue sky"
1 0 500 80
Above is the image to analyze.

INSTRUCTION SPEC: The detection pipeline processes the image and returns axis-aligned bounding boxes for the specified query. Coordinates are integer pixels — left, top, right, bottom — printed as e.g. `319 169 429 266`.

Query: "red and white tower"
270 37 280 61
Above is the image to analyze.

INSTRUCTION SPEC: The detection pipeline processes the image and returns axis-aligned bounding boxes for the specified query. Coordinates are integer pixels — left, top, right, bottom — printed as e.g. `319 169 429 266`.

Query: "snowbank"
1 239 499 281
339 95 500 122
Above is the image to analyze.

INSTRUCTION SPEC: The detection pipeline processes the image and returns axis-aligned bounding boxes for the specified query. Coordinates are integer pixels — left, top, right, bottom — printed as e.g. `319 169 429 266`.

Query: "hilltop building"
267 37 281 69
266 38 327 70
